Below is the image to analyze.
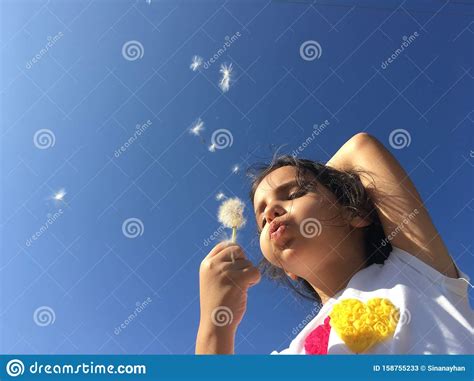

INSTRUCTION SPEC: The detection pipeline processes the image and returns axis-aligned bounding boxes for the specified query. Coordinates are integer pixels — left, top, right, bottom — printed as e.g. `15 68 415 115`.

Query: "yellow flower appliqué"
329 298 399 353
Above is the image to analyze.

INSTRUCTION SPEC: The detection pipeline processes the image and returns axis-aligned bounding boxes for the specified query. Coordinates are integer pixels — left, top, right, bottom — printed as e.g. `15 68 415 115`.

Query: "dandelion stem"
231 227 237 243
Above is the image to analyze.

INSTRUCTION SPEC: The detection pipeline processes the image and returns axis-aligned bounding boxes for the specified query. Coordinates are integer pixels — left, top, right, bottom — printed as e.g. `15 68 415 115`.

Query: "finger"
218 245 246 262
221 259 254 271
206 240 234 259
233 266 261 286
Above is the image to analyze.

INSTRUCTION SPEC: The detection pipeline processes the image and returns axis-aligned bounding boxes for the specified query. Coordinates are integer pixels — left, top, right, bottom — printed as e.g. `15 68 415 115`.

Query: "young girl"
195 133 473 355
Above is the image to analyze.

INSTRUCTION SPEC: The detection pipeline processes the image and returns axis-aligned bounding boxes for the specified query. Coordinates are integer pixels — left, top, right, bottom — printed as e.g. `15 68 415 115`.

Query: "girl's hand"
198 241 261 334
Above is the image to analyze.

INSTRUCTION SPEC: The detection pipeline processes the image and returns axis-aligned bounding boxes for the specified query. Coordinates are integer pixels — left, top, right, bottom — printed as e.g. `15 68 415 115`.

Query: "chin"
271 239 300 263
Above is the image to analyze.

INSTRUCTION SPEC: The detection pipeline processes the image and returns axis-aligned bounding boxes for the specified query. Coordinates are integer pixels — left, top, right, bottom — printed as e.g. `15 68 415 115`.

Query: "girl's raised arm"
326 132 458 279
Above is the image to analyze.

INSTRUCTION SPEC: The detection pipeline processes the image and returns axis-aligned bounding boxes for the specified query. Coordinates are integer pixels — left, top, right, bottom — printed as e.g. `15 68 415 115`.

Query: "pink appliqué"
304 316 332 355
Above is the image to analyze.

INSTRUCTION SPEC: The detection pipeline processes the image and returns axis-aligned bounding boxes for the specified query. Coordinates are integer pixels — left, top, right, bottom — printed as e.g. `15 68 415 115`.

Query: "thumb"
245 267 262 288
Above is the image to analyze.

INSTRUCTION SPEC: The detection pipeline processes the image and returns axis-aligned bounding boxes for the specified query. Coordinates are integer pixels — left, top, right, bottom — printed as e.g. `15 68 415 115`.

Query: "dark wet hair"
247 155 391 305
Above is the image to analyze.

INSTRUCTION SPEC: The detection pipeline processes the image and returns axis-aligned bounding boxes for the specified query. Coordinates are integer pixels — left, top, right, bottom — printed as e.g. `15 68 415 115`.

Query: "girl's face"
253 165 358 281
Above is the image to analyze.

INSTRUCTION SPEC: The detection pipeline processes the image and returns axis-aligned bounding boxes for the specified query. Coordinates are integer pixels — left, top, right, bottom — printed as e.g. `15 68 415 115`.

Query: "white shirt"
271 246 473 354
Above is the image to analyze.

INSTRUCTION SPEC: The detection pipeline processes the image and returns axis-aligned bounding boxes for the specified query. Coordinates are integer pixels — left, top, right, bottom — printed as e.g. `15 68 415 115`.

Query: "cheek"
287 197 321 229
259 233 283 267
294 195 341 226
259 233 271 259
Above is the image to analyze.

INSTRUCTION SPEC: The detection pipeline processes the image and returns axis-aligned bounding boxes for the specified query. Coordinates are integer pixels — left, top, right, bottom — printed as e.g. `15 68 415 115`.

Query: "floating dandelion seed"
189 118 204 136
189 118 208 146
216 192 226 201
53 189 66 201
208 143 216 152
232 164 240 174
219 63 233 92
190 55 203 72
218 197 246 243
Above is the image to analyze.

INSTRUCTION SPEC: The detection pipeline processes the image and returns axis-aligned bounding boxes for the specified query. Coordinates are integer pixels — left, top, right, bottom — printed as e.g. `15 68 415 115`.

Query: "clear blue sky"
1 0 472 354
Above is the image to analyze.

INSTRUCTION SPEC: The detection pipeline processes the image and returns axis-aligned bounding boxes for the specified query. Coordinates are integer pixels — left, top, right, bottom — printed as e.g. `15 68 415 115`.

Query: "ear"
349 215 372 228
340 205 372 228
285 271 299 281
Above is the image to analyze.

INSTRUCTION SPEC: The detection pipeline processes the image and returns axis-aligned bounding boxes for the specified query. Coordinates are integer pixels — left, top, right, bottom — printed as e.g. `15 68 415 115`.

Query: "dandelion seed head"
218 197 246 229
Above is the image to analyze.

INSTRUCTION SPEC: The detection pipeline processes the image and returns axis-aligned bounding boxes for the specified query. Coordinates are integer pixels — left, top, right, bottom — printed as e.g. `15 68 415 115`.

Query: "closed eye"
288 189 307 199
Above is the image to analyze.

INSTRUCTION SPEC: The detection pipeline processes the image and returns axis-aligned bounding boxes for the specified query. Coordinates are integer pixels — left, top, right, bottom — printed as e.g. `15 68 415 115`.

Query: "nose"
263 203 286 225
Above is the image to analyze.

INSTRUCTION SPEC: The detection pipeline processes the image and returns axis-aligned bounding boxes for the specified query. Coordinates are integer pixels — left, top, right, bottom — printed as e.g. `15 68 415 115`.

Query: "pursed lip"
268 218 293 246
268 218 287 237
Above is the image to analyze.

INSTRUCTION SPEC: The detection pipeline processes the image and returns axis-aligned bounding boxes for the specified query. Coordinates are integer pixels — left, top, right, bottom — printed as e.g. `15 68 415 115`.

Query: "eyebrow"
254 180 300 219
